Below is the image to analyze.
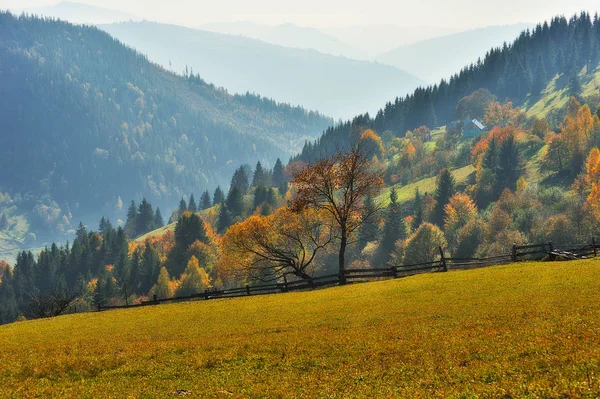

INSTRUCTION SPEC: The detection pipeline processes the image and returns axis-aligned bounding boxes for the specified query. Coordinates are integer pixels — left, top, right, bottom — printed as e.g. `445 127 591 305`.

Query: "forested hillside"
296 13 600 162
0 12 332 254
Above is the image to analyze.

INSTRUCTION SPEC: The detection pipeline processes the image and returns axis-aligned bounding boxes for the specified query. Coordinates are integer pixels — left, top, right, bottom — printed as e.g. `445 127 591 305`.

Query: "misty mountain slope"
99 21 427 119
0 12 331 248
21 1 140 24
377 23 533 83
200 21 367 60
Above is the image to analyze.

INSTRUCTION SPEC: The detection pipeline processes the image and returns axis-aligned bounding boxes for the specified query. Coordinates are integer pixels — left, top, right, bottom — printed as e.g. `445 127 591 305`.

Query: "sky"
2 0 599 29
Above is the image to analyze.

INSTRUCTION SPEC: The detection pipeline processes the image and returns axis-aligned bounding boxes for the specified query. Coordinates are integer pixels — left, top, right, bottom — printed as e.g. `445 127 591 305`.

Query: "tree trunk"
339 229 347 285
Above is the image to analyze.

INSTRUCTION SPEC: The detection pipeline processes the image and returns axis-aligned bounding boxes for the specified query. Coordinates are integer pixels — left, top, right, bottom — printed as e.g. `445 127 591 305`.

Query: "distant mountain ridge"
200 21 367 60
99 21 427 119
376 23 534 83
21 1 140 24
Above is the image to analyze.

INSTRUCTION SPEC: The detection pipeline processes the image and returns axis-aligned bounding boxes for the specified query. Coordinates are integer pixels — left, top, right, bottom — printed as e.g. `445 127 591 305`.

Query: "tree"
124 200 138 237
231 166 250 195
291 148 383 284
177 256 211 297
376 188 406 266
359 129 384 159
444 193 478 250
217 202 232 234
454 219 485 258
456 88 497 120
150 267 173 300
497 135 520 192
136 198 155 236
188 194 197 213
220 207 334 282
432 168 456 226
200 190 212 210
543 133 569 173
226 186 244 218
213 186 225 205
272 158 285 189
167 212 208 277
412 188 424 228
179 198 188 215
252 161 267 187
531 55 547 95
402 223 447 266
154 207 164 228
585 148 600 222
0 269 19 325
140 241 161 294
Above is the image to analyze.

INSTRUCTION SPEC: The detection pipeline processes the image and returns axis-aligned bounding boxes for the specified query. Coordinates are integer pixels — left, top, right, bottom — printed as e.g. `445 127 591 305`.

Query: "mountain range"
99 21 426 119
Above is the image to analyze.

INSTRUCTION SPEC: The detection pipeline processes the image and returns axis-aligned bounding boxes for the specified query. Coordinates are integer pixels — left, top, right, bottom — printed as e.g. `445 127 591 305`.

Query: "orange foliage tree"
290 148 383 284
585 148 600 222
220 207 334 282
444 193 478 249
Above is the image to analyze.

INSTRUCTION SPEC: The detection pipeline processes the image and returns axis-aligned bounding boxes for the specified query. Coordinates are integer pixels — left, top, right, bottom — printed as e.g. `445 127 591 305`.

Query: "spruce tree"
376 188 406 265
217 202 232 234
230 166 249 194
154 207 164 228
213 186 225 205
497 135 520 192
136 198 155 236
254 185 268 209
200 190 212 210
226 186 244 218
0 270 19 325
124 200 138 237
188 193 197 213
179 198 188 215
531 55 547 95
252 161 266 187
272 158 285 187
432 169 456 227
413 188 424 228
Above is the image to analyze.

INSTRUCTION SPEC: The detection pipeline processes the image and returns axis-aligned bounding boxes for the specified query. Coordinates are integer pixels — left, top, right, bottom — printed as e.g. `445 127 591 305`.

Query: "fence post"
309 277 314 289
153 294 158 304
246 285 250 296
204 289 209 300
593 236 597 258
439 246 448 272
549 242 554 253
511 244 517 262
390 266 398 278
283 274 288 290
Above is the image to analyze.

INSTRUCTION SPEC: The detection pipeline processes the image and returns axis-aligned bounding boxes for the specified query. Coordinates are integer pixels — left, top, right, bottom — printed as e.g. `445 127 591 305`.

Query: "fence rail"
98 238 600 312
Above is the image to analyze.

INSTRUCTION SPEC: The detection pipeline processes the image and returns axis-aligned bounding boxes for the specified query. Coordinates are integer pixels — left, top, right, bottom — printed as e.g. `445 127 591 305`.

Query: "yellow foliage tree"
220 207 334 282
444 193 478 249
585 148 600 221
177 256 212 297
149 267 174 299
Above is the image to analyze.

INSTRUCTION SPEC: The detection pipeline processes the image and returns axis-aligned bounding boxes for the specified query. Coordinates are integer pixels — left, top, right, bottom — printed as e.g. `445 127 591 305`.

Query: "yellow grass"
1 260 600 398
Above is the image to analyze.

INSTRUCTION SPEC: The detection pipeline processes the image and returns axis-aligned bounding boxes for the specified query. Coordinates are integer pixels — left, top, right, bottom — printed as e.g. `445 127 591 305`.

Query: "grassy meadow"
1 260 600 398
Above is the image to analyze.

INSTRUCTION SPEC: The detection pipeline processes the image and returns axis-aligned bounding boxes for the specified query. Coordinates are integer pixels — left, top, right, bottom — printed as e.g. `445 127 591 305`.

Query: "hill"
377 23 533 84
99 21 427 119
1 260 599 397
200 21 367 60
21 1 140 24
0 13 332 256
296 14 600 162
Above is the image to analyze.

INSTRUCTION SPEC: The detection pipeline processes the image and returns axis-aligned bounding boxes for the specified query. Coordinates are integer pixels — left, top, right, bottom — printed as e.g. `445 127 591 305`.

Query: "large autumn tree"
290 147 383 284
220 207 334 282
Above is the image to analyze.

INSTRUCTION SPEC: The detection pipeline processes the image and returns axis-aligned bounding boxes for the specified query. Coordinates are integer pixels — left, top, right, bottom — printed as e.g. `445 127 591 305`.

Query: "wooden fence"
98 238 599 311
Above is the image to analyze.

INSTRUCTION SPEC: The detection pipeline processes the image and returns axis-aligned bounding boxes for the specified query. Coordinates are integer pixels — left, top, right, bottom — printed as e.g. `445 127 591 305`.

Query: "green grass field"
1 260 600 398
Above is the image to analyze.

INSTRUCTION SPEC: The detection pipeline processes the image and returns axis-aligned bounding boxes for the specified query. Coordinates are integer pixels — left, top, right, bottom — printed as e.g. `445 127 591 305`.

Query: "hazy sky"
3 0 599 28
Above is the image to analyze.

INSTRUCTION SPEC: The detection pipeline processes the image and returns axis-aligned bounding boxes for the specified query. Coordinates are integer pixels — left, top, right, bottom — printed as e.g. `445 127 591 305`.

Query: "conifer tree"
217 202 232 234
252 161 266 187
497 135 521 192
376 188 406 265
272 158 285 187
413 188 424 228
188 193 197 213
136 199 155 236
230 166 250 194
432 169 456 227
200 190 212 210
226 186 244 218
177 197 186 213
125 200 138 237
213 186 225 205
0 269 19 325
154 207 164 228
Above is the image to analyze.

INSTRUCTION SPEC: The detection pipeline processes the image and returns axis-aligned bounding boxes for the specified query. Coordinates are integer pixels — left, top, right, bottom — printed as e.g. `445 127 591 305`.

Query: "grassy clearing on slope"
2 259 599 398
377 164 475 205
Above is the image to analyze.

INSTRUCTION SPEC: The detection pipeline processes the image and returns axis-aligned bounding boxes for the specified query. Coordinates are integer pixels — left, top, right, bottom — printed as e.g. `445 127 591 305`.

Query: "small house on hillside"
462 119 485 138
